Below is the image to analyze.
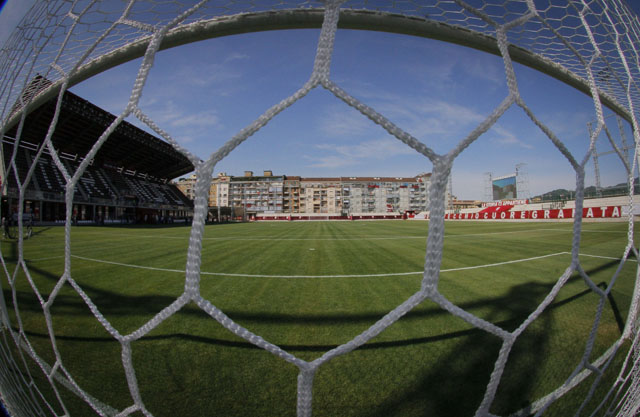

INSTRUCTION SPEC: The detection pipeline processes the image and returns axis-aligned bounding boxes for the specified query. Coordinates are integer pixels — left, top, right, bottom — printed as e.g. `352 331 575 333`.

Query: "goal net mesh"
0 0 639 416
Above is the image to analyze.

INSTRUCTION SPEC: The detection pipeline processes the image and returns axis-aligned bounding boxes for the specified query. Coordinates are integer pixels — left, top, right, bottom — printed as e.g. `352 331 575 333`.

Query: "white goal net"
1 1 640 416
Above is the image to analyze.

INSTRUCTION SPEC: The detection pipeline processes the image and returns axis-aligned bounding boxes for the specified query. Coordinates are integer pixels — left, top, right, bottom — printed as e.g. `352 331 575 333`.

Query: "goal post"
1 1 640 417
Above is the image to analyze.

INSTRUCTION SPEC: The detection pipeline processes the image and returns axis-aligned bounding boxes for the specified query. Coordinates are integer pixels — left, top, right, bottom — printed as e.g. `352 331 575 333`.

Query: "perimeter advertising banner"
437 206 622 220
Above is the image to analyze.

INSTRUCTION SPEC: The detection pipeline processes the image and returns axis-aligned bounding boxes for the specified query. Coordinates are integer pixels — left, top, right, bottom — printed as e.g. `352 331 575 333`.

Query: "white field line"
78 227 576 242
442 229 569 239
578 252 637 262
70 255 184 274
78 232 428 241
29 251 636 278
199 228 567 240
537 228 629 234
201 236 427 241
439 252 568 272
68 252 573 279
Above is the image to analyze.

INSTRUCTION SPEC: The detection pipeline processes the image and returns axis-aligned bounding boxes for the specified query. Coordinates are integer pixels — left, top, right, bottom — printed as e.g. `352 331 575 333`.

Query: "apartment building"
177 171 437 215
174 174 218 207
216 173 230 207
283 176 301 213
228 170 284 213
175 176 196 201
300 177 343 214
340 175 431 214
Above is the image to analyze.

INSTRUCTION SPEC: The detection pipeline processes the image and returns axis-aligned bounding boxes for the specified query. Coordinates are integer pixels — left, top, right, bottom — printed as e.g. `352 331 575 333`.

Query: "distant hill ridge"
534 178 639 201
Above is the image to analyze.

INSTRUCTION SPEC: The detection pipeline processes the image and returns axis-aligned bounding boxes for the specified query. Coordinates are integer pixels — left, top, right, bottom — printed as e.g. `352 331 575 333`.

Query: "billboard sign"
492 174 517 200
436 206 622 220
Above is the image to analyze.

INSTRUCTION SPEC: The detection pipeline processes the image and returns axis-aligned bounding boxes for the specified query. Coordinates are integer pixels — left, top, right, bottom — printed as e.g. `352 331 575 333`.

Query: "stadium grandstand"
1 76 194 224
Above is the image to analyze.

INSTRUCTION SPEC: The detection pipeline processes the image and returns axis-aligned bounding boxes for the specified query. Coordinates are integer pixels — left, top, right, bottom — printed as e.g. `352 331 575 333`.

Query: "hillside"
534 179 639 201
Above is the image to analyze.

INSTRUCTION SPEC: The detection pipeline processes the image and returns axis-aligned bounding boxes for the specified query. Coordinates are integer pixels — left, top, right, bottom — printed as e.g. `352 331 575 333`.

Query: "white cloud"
316 93 530 160
489 125 534 149
129 98 223 156
177 135 195 144
170 111 220 128
138 99 220 129
317 93 487 149
307 138 418 168
328 138 416 159
371 97 494 149
398 42 505 92
379 98 540 154
538 110 591 140
305 154 355 169
224 52 249 63
462 54 504 87
319 105 377 137
166 52 249 90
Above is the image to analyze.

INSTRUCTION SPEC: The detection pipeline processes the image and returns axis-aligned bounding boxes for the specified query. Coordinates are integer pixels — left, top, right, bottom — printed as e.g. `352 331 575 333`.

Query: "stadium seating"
2 139 191 207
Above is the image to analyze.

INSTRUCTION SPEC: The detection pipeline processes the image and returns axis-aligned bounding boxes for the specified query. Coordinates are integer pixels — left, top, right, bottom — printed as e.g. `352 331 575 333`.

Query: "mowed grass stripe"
68 251 571 278
1 220 636 417
67 222 578 275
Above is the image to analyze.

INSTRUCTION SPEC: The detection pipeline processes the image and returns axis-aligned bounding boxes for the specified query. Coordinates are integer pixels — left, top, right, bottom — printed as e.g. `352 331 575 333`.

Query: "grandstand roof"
5 79 194 181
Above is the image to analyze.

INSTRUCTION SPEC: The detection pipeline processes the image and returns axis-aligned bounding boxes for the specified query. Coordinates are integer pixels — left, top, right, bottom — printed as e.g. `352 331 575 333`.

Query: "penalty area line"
440 252 567 272
577 252 637 262
71 255 184 273
70 252 572 278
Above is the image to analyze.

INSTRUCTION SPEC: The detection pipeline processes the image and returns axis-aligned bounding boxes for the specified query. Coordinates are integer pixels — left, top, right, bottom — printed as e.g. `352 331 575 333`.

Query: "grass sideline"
1 220 637 417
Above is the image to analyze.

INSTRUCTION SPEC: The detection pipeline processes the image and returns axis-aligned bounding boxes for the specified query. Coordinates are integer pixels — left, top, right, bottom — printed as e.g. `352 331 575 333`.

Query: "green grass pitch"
1 220 637 417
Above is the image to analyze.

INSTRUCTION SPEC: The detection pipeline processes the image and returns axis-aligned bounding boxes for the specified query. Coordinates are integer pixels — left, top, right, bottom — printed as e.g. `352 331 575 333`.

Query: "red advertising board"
436 206 622 220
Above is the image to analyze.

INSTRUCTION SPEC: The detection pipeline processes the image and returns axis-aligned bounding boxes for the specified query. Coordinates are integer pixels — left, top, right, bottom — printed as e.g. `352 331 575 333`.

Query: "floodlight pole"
484 172 493 202
515 163 530 200
447 172 453 211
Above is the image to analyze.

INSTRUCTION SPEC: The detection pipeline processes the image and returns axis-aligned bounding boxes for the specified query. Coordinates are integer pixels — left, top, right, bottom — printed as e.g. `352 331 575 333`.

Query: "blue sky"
1 1 638 200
